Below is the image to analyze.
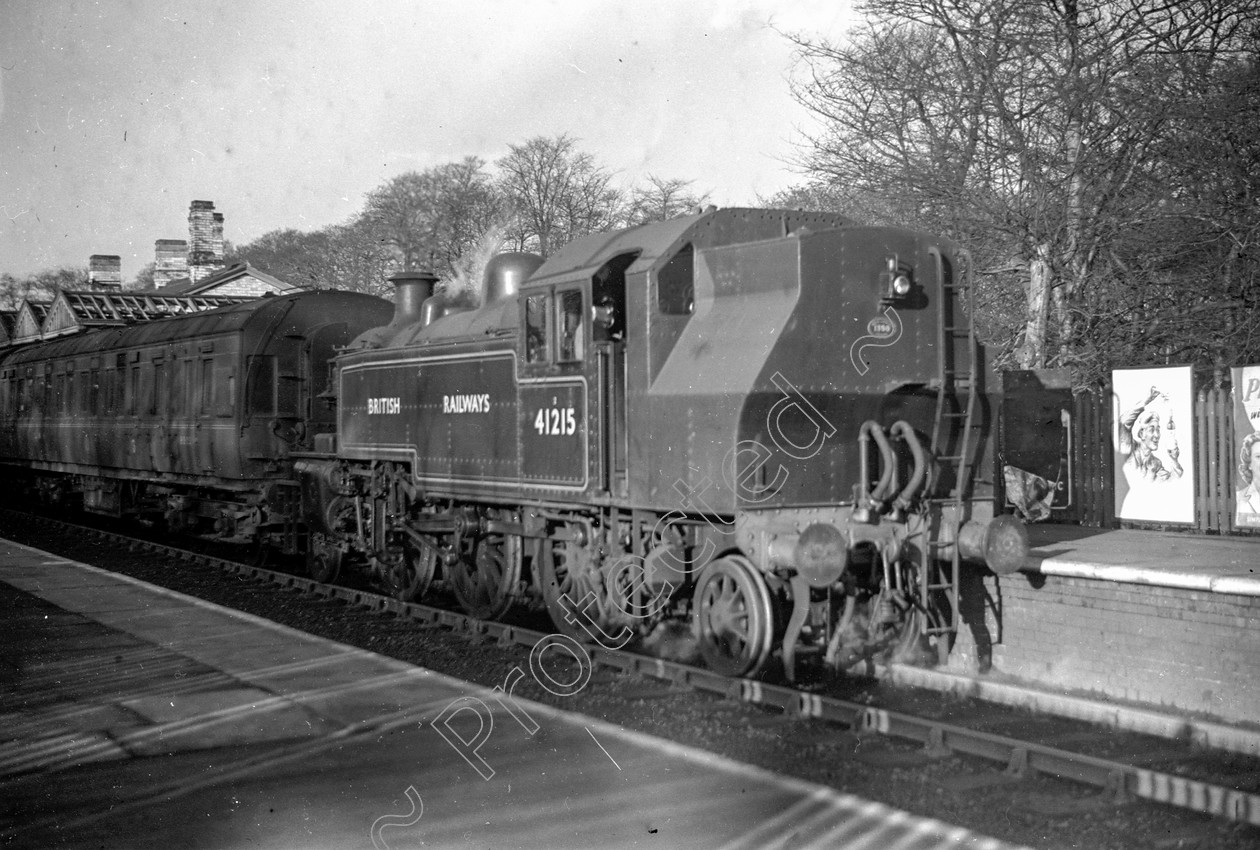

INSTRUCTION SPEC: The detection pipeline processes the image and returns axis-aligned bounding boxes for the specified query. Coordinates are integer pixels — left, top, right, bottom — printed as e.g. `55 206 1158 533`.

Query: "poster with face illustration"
1112 366 1195 523
1230 365 1260 529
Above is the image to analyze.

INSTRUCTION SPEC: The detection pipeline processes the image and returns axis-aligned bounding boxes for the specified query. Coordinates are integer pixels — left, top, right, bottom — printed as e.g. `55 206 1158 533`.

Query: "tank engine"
0 290 394 548
302 207 1028 679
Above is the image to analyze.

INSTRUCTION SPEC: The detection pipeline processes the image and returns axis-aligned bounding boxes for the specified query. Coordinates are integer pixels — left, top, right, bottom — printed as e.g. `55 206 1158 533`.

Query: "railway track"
7 508 1260 839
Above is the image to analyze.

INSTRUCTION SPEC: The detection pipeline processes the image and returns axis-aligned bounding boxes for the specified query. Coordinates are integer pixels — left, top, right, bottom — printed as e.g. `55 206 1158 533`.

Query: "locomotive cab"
517 251 635 498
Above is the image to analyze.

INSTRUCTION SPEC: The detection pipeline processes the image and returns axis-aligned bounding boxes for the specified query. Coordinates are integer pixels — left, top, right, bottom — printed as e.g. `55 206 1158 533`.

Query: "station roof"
40 290 254 340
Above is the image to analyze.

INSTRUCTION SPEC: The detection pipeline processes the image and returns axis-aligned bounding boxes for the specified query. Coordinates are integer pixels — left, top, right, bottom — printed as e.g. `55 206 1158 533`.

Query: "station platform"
0 538 1026 850
1023 524 1259 596
906 523 1260 745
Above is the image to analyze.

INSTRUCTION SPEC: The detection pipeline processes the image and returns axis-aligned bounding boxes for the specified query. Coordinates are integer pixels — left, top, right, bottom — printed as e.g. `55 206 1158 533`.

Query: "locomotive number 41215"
534 406 577 436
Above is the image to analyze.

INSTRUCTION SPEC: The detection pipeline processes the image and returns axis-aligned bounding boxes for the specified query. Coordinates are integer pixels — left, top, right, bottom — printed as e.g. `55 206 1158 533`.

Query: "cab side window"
557 289 584 362
525 294 550 364
525 289 586 365
658 242 695 315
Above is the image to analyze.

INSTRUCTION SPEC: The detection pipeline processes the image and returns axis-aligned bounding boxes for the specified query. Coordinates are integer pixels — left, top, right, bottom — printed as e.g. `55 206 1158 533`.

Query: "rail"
9 510 1260 827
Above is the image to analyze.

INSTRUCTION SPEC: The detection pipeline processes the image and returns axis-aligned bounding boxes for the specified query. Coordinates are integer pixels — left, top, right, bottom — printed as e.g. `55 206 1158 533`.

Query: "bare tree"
496 135 623 257
1074 51 1260 383
788 0 1258 379
229 228 332 287
229 220 398 296
0 266 85 308
131 262 156 291
362 157 505 275
319 219 399 296
626 175 711 225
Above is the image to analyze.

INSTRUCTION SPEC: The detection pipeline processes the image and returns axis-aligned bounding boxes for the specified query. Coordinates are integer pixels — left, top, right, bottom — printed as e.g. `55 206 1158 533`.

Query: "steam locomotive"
297 207 1028 679
0 208 1026 680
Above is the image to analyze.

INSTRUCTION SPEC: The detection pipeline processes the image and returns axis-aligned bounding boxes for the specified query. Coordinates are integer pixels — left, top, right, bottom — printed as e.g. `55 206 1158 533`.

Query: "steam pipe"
858 421 897 504
890 420 927 509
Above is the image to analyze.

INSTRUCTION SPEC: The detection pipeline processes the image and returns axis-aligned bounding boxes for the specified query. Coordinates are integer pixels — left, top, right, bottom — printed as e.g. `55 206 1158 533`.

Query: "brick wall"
950 571 1260 725
199 275 283 298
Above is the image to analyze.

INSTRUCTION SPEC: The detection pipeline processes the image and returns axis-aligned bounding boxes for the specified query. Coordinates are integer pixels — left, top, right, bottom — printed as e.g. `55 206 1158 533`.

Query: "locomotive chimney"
482 252 543 305
390 270 439 326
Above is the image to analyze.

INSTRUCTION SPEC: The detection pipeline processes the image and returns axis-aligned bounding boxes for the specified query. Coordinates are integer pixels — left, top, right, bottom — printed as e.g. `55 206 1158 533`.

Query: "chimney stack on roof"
188 200 225 284
154 239 189 289
88 255 122 290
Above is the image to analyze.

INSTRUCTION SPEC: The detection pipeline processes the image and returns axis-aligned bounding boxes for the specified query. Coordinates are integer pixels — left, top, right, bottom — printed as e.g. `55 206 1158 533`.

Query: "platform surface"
1023 524 1260 595
0 539 1028 850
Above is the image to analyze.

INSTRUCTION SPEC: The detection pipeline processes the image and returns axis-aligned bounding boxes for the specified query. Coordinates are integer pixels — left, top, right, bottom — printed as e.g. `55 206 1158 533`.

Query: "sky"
0 0 855 283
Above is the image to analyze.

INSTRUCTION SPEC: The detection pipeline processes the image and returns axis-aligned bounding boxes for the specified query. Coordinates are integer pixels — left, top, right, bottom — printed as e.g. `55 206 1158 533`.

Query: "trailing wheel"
537 527 636 645
693 555 775 677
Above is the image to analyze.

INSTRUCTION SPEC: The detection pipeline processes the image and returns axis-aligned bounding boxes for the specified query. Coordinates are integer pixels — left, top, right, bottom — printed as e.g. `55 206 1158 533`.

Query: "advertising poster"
1112 366 1194 523
1230 365 1260 528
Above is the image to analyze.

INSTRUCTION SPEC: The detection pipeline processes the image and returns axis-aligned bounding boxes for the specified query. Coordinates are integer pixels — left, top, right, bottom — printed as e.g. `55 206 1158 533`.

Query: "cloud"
0 0 855 280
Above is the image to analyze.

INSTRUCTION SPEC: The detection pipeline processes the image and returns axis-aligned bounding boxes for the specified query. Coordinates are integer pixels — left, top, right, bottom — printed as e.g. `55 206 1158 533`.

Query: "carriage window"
215 360 235 418
89 369 100 412
658 242 695 315
557 289 584 362
127 366 138 415
102 370 115 414
152 363 166 416
200 359 213 415
525 294 550 363
180 360 193 415
248 355 276 415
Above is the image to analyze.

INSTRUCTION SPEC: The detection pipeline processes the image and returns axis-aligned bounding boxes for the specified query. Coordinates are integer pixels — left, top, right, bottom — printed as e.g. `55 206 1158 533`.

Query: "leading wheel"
449 513 521 620
693 555 775 677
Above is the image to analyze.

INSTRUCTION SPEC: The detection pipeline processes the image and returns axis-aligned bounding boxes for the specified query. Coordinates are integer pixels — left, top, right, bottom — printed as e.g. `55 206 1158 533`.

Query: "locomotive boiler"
303 207 1027 680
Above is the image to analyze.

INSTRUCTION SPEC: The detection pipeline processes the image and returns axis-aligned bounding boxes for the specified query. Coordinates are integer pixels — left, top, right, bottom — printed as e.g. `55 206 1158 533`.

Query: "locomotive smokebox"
482 252 543 305
389 270 439 327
